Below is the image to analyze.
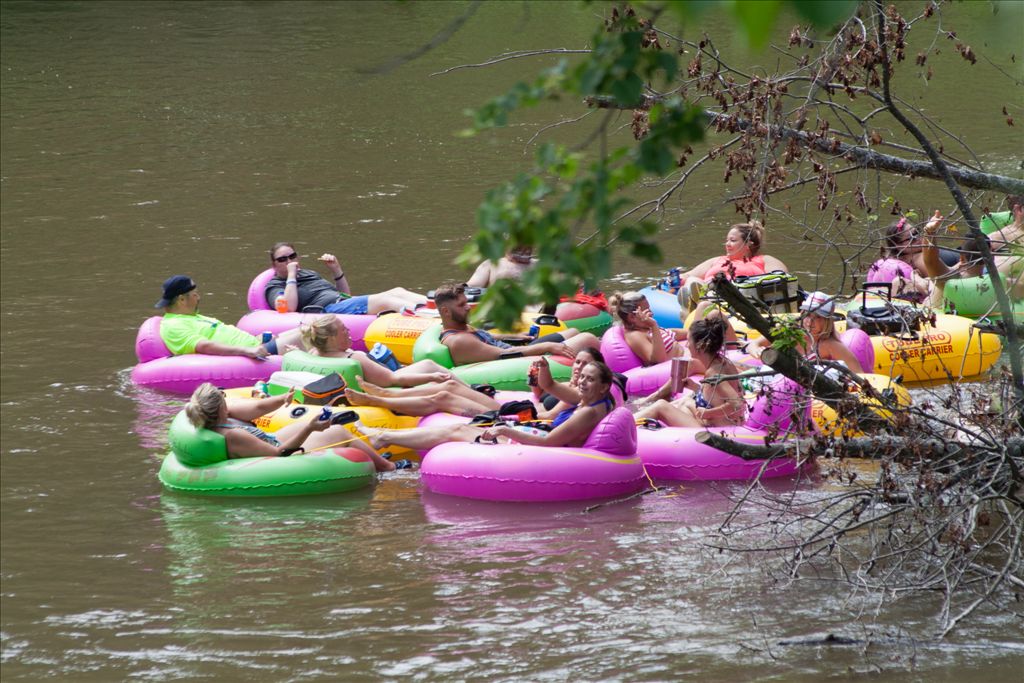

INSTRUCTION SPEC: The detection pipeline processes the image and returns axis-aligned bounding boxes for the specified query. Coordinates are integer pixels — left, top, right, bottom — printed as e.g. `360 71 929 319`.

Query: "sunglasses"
274 252 299 263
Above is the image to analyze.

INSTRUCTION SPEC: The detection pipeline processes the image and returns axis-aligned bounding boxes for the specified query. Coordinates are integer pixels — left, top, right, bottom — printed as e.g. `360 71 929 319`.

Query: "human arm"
532 357 580 406
920 211 955 279
466 261 494 288
226 389 295 423
194 339 269 359
623 308 670 366
223 413 330 458
444 333 571 365
482 403 603 448
319 254 350 295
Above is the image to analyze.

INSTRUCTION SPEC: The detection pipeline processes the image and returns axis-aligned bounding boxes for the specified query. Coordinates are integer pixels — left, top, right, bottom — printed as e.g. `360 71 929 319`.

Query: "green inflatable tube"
562 311 613 337
413 323 577 390
158 412 376 497
979 211 1011 235
452 356 573 392
412 323 456 368
944 275 1023 321
281 350 364 387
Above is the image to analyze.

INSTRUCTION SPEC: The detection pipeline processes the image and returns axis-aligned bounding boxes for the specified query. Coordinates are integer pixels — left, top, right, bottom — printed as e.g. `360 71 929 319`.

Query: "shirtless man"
434 282 600 366
466 245 535 288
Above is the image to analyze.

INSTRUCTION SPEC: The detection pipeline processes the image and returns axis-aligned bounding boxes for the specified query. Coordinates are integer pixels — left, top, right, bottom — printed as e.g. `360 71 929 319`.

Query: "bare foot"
344 388 379 407
355 377 394 398
354 421 386 450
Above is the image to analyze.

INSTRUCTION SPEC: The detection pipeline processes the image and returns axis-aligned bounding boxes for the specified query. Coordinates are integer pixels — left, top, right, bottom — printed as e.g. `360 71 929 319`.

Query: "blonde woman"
185 383 399 471
301 315 500 416
608 291 687 367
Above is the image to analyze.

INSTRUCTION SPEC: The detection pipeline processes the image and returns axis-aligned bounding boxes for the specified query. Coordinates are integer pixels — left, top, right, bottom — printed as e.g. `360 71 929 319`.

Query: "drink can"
261 331 273 344
528 324 540 338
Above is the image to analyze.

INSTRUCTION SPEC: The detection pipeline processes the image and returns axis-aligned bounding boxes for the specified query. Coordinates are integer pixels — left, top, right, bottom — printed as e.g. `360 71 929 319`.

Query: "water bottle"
275 294 288 314
669 267 681 293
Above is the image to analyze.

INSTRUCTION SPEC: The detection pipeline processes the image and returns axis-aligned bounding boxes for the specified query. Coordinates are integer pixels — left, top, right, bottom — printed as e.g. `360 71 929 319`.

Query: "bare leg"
357 378 497 409
274 327 308 351
564 332 600 354
366 288 428 314
302 425 395 471
634 398 703 428
345 387 491 417
396 358 462 379
357 422 482 451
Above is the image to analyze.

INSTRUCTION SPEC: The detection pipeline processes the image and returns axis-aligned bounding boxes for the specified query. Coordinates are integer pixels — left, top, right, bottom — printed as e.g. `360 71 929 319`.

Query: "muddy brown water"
2 1 1021 679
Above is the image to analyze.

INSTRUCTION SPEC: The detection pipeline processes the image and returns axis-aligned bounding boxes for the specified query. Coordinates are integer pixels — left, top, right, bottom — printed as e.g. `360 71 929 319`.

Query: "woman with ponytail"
677 221 788 313
633 317 746 428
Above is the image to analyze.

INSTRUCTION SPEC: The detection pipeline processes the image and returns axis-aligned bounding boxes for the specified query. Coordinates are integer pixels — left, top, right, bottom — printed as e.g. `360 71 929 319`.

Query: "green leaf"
731 0 783 50
611 72 645 107
789 0 858 28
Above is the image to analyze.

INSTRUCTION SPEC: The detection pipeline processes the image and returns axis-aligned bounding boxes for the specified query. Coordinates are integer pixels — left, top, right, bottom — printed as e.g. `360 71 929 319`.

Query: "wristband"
333 273 345 281
286 279 297 285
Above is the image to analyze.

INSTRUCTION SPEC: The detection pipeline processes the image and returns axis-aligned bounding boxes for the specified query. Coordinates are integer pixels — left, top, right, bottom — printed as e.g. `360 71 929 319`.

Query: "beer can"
261 331 273 344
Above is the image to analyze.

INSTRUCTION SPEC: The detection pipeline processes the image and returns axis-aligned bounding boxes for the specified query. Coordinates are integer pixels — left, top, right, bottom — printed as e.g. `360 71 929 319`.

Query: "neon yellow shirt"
160 313 258 355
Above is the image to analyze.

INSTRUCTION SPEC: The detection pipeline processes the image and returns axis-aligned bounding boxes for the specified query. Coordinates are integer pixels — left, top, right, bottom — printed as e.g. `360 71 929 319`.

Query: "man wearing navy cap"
155 275 306 357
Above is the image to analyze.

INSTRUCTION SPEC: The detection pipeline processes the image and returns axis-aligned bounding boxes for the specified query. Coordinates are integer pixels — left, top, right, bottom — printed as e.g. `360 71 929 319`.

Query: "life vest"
702 255 766 282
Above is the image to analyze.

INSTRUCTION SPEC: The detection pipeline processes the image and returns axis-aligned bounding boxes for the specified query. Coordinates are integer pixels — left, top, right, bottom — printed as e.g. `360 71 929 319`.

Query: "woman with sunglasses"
265 242 426 315
184 383 400 470
747 291 864 373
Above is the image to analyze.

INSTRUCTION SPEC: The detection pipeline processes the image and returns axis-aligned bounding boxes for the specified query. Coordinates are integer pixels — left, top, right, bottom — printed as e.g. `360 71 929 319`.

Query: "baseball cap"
154 275 197 308
799 291 839 319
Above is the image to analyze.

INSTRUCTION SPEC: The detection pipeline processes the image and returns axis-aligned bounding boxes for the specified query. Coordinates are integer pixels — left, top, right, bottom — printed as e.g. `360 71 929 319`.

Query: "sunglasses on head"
274 252 299 263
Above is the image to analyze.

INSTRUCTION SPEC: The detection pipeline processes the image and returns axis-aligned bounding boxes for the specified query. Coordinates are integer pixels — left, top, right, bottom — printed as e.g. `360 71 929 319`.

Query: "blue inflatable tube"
639 286 685 329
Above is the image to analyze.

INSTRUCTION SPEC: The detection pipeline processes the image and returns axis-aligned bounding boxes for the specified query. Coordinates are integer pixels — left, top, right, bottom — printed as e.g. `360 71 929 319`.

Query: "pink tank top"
702 255 766 282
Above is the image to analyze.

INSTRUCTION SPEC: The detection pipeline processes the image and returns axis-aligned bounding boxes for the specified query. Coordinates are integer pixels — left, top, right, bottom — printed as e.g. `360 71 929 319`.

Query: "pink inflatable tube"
637 375 812 480
637 425 805 480
867 258 913 285
235 309 373 351
600 324 645 373
839 328 875 372
132 317 282 394
420 408 647 502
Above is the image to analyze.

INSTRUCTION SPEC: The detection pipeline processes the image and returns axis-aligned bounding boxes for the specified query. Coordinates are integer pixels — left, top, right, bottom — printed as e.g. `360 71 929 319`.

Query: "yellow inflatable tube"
364 311 567 365
811 373 912 438
222 389 420 459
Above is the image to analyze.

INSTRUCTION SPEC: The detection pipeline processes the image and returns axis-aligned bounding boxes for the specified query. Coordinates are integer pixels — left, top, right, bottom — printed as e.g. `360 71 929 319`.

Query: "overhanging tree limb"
585 96 1024 195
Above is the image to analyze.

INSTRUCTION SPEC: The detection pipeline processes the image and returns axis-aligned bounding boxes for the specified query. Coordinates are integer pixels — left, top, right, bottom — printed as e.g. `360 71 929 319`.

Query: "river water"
2 1 1021 680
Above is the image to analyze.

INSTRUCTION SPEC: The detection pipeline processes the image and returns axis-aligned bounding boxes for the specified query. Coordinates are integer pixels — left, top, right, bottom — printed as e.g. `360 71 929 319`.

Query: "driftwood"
694 432 1024 462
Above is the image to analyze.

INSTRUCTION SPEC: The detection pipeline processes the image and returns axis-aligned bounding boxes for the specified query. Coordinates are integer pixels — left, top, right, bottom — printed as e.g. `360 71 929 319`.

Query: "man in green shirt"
156 275 305 357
